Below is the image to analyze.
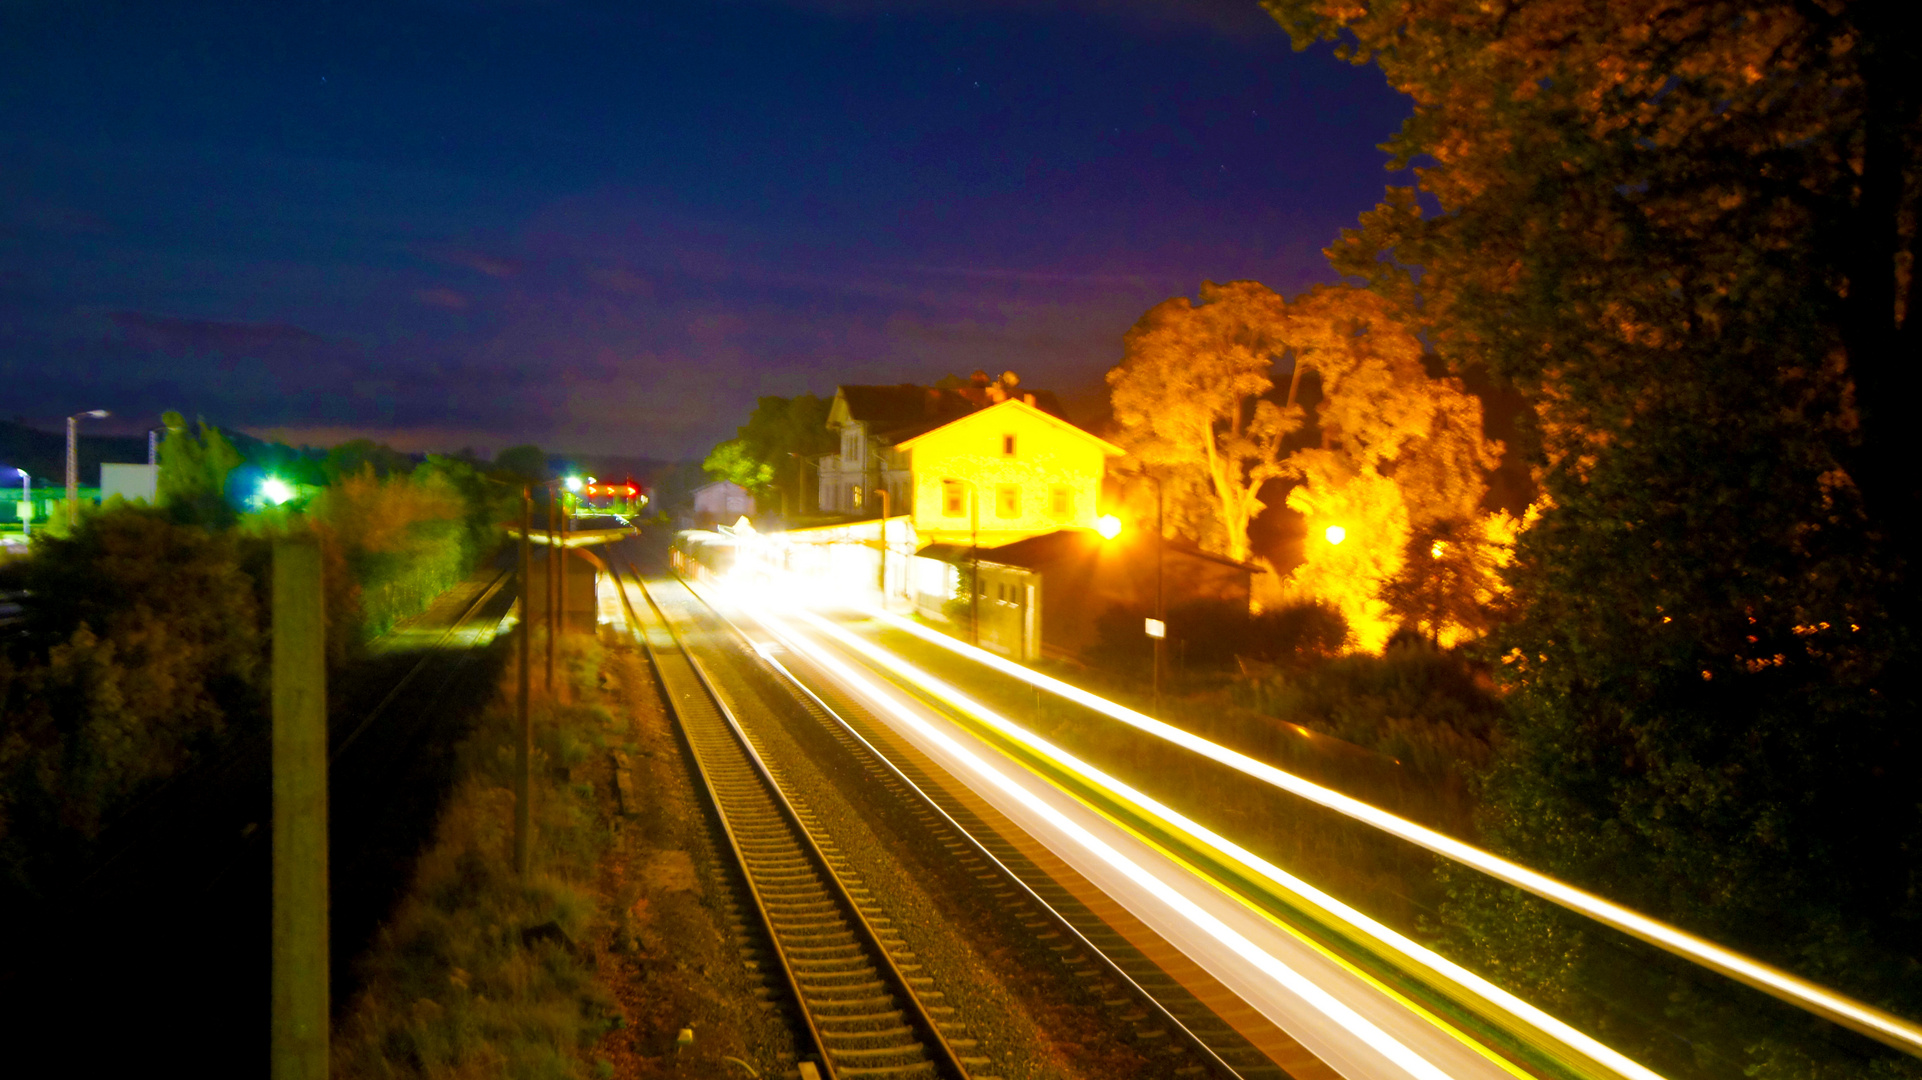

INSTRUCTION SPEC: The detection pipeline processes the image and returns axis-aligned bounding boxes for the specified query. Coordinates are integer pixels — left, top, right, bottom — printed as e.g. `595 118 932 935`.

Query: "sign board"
1144 617 1166 640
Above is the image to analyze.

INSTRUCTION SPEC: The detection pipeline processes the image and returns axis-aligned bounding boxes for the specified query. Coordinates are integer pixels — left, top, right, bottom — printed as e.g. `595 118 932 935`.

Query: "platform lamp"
67 409 109 521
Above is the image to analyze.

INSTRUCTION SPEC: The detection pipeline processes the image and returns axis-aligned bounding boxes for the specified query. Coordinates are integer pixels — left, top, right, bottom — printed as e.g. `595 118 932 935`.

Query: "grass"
334 634 621 1080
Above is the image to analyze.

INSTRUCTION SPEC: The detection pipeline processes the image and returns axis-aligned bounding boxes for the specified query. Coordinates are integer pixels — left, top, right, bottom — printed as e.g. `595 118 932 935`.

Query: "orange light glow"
1095 514 1122 539
1324 524 1346 545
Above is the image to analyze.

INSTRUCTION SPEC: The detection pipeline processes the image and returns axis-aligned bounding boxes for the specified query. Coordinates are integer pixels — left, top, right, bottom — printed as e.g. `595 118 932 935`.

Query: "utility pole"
876 487 890 607
272 537 328 1080
546 495 558 698
515 487 533 879
970 485 980 647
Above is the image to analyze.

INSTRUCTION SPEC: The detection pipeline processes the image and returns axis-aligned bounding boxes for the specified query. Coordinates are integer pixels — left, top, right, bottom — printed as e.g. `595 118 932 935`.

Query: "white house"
691 480 755 528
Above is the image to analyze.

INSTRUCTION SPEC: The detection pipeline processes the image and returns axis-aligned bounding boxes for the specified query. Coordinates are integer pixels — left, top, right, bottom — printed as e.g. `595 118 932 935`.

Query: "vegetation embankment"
336 620 793 1079
0 420 529 908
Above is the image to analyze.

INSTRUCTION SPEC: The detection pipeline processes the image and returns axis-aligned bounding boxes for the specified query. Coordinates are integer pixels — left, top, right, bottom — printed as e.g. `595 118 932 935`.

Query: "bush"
1091 597 1348 673
1234 639 1501 782
0 506 264 882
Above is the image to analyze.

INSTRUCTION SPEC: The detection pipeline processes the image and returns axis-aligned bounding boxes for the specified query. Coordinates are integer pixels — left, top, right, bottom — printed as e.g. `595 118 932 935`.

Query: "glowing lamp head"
1324 524 1347 545
260 477 295 505
564 476 583 492
1095 514 1122 540
1430 540 1447 559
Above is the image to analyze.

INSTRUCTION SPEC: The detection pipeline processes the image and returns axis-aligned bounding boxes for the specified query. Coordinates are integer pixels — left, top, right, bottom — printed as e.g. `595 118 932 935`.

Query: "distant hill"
0 419 151 486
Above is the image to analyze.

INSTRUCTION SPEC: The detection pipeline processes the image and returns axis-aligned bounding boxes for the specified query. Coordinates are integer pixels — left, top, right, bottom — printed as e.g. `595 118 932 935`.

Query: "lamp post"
66 409 109 522
970 483 980 646
15 469 29 538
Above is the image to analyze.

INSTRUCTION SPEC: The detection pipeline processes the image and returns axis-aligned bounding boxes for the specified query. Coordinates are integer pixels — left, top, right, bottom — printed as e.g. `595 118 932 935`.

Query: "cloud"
107 311 347 360
419 246 524 278
414 287 471 310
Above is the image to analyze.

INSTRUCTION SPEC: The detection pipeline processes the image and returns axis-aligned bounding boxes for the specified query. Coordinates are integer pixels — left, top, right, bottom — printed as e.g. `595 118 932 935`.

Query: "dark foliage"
1092 596 1348 673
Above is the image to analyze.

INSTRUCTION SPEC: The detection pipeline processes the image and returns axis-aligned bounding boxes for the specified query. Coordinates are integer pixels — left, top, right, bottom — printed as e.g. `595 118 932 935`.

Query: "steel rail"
612 559 972 1080
676 570 1264 1080
331 565 513 762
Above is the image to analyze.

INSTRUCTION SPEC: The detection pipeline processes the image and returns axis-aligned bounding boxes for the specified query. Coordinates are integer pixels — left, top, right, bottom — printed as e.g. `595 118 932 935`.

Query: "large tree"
1107 280 1298 564
1263 0 1922 1065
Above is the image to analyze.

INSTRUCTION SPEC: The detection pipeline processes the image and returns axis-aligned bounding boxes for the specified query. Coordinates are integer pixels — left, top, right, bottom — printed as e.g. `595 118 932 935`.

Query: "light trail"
730 593 1665 1080
727 592 1462 1080
842 597 1922 1060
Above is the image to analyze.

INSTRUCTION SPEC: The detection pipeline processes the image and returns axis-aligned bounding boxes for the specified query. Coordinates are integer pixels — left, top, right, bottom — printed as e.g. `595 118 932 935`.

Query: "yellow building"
896 397 1123 548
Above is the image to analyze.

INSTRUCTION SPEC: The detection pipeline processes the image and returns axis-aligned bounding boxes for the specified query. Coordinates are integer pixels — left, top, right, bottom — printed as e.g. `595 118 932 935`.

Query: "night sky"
2 1 1410 459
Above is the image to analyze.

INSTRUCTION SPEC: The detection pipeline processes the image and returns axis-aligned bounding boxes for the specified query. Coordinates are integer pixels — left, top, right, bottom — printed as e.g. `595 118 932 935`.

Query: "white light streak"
746 597 1458 1080
845 598 1922 1059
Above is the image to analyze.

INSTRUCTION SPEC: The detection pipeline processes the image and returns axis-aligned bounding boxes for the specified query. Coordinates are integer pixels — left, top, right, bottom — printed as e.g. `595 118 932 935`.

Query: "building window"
1002 433 1017 456
943 480 965 517
852 485 863 509
1050 485 1073 518
996 484 1020 519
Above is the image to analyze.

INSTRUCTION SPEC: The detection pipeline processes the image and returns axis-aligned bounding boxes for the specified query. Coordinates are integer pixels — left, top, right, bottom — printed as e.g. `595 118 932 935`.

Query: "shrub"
0 506 264 881
1091 597 1348 673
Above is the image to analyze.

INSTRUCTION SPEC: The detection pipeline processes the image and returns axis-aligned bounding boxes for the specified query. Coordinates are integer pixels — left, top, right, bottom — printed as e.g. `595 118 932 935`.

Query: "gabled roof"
894 397 1124 456
830 383 1071 443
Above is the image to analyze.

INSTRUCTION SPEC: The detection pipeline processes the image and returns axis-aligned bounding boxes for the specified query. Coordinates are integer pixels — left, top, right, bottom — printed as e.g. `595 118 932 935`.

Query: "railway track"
655 569 1293 1080
608 559 976 1080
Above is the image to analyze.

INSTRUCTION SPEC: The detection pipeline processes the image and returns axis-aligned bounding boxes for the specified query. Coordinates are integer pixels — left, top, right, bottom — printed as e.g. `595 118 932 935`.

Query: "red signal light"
625 485 636 496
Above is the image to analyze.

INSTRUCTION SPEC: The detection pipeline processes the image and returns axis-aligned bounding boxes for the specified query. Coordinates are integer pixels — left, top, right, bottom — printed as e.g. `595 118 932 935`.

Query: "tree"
703 395 835 514
156 411 243 527
492 445 547 486
1262 0 1922 1068
1276 286 1504 649
1107 281 1298 564
702 439 773 493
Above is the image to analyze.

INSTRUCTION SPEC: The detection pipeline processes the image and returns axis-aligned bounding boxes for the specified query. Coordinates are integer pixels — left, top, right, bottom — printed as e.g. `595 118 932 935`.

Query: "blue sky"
1 0 1411 458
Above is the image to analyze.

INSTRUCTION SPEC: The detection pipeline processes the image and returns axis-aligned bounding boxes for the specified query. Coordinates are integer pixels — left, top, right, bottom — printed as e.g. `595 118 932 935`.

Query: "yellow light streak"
735 596 1463 1080
738 596 1663 1080
846 598 1922 1060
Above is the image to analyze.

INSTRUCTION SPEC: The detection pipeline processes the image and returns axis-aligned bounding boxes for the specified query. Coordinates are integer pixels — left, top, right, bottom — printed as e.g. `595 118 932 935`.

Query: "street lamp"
67 409 109 522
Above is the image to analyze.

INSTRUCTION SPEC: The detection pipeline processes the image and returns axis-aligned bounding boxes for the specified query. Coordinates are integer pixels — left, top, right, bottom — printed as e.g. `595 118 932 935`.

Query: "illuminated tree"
1107 281 1298 564
1276 286 1503 650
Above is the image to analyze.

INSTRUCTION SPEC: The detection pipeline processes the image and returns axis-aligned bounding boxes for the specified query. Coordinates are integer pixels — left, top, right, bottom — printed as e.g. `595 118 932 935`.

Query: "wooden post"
272 537 329 1080
516 487 533 878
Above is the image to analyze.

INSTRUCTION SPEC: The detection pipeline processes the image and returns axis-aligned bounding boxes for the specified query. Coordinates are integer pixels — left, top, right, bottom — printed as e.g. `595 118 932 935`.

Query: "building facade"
812 371 1118 538
895 398 1122 548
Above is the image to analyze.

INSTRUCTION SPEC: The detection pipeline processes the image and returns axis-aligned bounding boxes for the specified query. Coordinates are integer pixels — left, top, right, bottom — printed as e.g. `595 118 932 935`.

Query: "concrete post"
516 487 533 878
546 496 558 697
272 538 329 1080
